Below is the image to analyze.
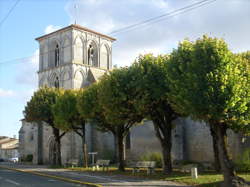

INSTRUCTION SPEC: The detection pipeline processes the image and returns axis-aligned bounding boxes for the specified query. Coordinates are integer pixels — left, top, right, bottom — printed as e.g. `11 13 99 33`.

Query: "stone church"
19 24 250 166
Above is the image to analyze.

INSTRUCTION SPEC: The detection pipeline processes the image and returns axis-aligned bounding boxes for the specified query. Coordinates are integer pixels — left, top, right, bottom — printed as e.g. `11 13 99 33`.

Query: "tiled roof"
0 137 18 145
1 143 18 150
35 24 116 41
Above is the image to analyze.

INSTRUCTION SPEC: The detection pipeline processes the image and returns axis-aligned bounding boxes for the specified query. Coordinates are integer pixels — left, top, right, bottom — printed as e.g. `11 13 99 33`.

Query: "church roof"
35 24 116 41
89 68 107 82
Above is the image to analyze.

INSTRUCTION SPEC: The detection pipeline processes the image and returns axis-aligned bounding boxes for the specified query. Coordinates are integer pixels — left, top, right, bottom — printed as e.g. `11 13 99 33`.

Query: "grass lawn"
69 167 250 187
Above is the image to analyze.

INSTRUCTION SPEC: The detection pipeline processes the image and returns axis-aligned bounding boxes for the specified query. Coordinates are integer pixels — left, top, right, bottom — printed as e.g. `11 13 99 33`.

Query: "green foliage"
25 154 33 162
20 154 33 162
130 54 174 118
235 149 250 172
77 83 100 121
98 68 143 126
140 152 163 168
101 149 115 161
167 35 250 132
52 89 84 131
77 83 113 133
23 87 60 126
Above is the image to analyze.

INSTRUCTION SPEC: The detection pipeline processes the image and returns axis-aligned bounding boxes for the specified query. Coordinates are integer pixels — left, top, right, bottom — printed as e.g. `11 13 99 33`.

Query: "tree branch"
59 132 66 139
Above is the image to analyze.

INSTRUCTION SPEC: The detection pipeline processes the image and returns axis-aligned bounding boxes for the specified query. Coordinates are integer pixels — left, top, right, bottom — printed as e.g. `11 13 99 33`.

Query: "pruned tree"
52 89 88 168
98 68 143 171
129 54 179 174
167 36 250 187
77 83 118 163
23 87 66 166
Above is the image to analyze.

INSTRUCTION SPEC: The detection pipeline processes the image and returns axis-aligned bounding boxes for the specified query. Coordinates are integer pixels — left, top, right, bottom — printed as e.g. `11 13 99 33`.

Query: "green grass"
68 167 250 187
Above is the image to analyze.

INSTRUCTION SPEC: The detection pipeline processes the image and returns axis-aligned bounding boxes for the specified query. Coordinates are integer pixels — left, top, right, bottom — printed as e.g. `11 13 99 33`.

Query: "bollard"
191 167 198 179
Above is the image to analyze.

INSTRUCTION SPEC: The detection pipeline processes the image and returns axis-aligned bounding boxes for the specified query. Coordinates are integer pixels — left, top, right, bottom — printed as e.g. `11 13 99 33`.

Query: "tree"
52 89 88 168
167 36 250 187
23 87 66 166
77 83 118 163
129 54 179 174
98 68 143 171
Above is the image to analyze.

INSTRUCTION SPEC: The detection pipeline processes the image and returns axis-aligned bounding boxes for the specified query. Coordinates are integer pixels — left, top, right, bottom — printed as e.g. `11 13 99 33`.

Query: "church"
19 24 250 166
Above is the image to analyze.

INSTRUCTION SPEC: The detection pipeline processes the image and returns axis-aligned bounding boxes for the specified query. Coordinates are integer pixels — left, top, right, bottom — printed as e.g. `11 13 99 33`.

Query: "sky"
0 0 250 138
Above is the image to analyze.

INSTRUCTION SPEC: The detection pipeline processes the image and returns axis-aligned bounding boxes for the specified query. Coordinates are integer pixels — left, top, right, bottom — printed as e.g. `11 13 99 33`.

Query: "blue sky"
0 0 250 138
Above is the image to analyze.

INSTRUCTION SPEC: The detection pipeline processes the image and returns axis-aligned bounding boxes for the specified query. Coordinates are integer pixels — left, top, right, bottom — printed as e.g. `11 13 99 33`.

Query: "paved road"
0 167 87 187
0 163 192 187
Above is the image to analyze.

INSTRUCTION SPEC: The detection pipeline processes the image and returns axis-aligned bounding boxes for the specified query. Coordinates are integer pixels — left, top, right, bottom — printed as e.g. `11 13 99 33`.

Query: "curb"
0 165 103 187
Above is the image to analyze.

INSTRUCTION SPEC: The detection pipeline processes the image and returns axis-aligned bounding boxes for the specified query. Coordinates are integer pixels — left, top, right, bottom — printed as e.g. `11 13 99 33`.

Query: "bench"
181 164 197 173
93 160 110 171
65 159 78 168
132 161 156 175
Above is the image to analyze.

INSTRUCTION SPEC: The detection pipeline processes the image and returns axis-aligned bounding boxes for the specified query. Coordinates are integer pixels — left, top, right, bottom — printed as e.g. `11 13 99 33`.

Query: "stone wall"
19 121 38 164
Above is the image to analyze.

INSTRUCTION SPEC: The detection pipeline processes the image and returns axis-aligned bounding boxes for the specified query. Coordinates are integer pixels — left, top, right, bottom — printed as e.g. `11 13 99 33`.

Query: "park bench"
181 164 197 173
65 158 78 168
93 160 110 171
132 161 156 175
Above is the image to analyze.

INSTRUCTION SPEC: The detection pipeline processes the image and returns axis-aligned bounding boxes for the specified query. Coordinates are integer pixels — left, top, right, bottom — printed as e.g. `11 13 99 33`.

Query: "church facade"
19 24 249 166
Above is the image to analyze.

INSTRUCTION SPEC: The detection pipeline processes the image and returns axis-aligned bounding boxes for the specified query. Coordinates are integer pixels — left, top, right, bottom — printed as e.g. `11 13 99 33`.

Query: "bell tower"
36 24 116 89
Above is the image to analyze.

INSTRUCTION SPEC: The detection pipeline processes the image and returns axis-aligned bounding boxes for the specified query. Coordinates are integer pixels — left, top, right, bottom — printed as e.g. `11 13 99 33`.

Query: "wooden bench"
132 161 156 175
65 159 78 168
93 160 110 171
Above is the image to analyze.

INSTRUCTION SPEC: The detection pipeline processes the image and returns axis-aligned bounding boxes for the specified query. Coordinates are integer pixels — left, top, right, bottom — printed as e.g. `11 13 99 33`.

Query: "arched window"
55 44 59 67
87 41 98 67
100 44 109 69
54 76 59 88
74 37 83 63
30 133 34 141
40 47 44 71
88 44 94 66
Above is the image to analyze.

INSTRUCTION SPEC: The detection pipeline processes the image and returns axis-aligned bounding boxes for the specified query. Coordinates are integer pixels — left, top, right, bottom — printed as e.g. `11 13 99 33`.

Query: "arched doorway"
49 138 57 165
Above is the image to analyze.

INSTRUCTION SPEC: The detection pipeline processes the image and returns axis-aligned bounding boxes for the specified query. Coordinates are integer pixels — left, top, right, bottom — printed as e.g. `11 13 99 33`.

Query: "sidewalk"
0 162 193 187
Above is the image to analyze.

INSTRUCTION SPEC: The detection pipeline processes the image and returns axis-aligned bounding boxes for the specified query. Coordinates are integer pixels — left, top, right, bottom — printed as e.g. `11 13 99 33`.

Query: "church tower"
36 24 116 89
22 25 116 165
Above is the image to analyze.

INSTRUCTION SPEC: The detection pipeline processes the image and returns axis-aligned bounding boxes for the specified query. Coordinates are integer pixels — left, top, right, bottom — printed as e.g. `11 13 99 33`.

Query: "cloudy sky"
0 0 250 137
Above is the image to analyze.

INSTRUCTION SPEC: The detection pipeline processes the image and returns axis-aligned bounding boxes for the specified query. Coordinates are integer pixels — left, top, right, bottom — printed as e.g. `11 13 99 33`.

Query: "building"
19 24 250 166
0 136 19 160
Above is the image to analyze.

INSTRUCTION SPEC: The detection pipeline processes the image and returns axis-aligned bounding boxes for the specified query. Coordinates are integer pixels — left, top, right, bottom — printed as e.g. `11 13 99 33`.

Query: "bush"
101 149 115 162
26 154 33 162
235 149 250 172
139 152 162 168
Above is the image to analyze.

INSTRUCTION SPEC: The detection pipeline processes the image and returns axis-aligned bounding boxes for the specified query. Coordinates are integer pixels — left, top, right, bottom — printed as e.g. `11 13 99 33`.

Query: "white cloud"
65 0 250 67
0 89 15 97
15 49 39 86
44 25 61 34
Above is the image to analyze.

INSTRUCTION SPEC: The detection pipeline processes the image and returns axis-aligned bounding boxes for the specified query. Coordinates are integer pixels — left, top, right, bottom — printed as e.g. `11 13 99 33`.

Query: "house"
0 136 19 160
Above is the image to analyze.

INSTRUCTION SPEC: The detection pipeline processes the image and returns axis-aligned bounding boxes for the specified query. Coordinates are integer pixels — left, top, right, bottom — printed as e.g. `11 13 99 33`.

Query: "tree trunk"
209 123 221 172
162 129 172 174
116 131 125 171
81 123 88 168
37 122 43 165
113 132 118 163
213 123 239 187
52 127 62 166
153 119 172 174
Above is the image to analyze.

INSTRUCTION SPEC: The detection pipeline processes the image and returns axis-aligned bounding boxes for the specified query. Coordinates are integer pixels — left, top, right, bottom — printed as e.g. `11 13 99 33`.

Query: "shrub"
139 152 162 168
235 149 250 172
102 149 115 162
26 154 33 162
